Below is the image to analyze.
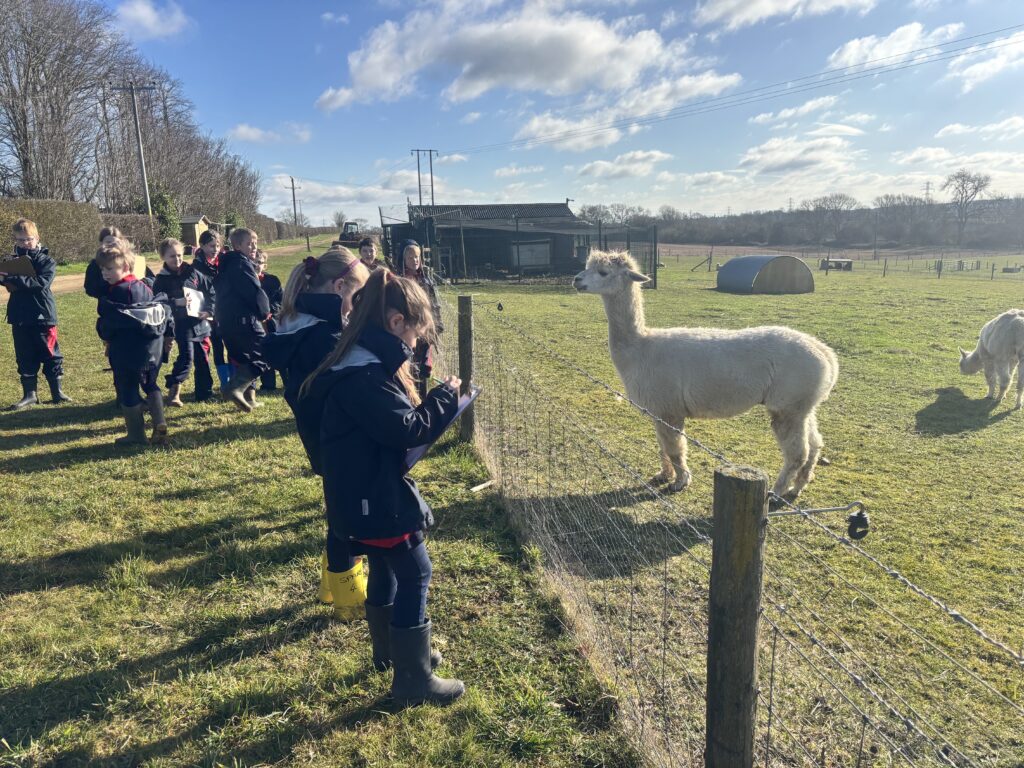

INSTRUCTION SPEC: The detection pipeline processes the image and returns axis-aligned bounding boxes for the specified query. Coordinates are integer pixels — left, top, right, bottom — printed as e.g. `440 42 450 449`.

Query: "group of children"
2 218 465 706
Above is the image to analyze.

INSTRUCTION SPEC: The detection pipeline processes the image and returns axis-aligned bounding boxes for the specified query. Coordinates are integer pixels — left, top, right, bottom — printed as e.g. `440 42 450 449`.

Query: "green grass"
434 259 1024 766
0 238 640 767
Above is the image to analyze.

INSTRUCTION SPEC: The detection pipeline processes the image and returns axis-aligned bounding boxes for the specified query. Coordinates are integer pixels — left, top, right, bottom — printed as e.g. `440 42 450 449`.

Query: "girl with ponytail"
300 268 466 706
263 246 370 620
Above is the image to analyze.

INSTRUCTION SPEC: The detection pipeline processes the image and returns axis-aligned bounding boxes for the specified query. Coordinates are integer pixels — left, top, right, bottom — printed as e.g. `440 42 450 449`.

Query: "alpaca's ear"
958 346 967 359
628 270 650 283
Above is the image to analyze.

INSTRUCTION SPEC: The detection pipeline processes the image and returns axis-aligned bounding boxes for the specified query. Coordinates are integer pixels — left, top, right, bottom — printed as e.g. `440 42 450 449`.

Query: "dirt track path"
2 237 332 301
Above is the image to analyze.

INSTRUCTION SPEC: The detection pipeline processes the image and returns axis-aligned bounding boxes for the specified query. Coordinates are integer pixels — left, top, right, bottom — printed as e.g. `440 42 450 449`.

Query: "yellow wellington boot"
326 559 369 621
318 552 333 604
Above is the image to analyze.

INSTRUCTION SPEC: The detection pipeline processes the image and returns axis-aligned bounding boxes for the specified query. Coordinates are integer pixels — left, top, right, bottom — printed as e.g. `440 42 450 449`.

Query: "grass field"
0 236 640 767
433 256 1024 766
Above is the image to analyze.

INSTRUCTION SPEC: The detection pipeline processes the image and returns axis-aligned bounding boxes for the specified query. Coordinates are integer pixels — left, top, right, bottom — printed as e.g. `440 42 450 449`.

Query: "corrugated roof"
181 215 209 225
410 203 577 221
717 254 814 294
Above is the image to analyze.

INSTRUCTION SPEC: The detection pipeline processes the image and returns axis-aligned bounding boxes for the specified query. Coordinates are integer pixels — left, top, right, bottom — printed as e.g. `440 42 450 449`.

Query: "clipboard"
182 286 209 318
404 384 481 472
0 255 37 277
132 255 148 279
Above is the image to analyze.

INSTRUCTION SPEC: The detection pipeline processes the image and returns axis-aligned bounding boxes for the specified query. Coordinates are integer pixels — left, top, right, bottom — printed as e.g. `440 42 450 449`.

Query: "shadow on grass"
914 387 1014 435
0 603 356 754
429 484 711 580
0 417 296 474
0 504 321 597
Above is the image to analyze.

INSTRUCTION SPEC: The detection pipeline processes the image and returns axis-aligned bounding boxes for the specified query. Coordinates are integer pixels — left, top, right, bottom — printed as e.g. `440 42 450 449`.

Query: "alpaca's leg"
651 420 675 485
791 412 823 498
1016 356 1024 410
996 363 1011 402
984 360 996 398
654 419 690 492
770 413 810 500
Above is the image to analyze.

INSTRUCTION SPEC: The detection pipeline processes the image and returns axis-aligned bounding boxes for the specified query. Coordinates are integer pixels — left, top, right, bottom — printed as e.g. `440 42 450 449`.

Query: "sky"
105 0 1024 225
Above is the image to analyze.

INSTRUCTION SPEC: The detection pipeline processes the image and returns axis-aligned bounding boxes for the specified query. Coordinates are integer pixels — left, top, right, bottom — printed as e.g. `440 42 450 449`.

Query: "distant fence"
434 291 1024 767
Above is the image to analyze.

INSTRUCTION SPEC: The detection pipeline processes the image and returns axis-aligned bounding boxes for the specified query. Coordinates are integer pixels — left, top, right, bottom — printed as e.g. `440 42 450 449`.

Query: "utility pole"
290 176 301 231
110 81 157 228
410 149 438 206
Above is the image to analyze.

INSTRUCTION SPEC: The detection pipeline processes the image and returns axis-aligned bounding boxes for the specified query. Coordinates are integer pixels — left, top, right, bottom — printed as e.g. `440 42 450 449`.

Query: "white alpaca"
958 309 1024 409
573 251 838 500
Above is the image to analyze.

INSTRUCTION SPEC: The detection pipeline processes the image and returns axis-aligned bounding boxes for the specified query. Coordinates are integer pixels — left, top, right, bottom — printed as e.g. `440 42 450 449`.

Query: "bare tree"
331 209 348 228
942 168 991 246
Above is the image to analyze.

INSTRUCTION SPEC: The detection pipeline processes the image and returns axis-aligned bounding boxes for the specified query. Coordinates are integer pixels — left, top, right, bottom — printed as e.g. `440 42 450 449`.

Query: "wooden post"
883 258 888 278
937 259 943 279
305 232 311 252
458 295 475 442
992 263 996 281
706 465 768 768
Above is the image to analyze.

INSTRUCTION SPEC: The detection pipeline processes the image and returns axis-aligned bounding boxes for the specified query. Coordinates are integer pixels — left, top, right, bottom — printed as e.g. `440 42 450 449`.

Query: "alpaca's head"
573 250 649 295
959 346 984 375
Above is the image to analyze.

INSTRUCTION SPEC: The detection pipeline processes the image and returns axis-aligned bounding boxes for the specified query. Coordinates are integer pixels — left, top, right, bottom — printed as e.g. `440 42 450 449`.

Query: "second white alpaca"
573 251 838 500
959 309 1024 408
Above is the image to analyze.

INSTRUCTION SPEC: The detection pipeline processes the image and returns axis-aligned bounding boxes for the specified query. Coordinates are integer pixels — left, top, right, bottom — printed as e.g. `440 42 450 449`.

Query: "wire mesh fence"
431 290 1024 768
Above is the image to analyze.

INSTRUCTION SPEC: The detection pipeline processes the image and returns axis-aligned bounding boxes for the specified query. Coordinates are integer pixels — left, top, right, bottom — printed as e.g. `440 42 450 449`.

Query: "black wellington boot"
365 604 441 672
46 374 72 404
10 375 38 411
389 621 463 706
222 364 255 412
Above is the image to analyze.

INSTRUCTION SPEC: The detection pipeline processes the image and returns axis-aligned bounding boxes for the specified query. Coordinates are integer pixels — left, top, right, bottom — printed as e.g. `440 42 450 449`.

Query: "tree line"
0 0 262 233
579 170 1024 251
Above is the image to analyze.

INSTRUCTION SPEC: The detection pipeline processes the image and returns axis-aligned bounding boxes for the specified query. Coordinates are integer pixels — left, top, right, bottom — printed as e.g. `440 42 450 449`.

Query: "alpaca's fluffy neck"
601 283 647 349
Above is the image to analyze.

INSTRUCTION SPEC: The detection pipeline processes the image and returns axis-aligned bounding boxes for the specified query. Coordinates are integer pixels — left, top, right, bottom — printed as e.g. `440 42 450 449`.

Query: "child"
192 230 230 389
252 248 283 392
95 244 172 445
152 238 215 405
397 240 444 401
0 219 70 410
214 227 270 412
358 238 381 271
263 247 370 617
301 269 464 705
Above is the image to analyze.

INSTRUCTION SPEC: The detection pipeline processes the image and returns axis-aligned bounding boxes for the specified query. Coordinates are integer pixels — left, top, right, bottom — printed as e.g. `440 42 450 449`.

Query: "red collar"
115 275 137 285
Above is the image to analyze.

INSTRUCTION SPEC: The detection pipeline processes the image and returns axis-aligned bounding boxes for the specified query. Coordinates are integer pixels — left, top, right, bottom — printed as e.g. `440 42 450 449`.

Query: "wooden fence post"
706 465 768 768
992 263 996 281
883 258 888 278
458 294 475 442
305 233 311 252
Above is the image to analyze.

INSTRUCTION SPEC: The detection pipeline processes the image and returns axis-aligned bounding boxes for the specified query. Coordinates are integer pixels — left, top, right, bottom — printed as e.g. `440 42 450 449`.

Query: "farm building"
381 202 660 279
180 214 216 247
717 254 814 294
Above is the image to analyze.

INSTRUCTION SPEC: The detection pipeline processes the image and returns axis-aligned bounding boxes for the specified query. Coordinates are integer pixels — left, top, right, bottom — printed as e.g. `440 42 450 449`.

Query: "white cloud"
579 149 672 178
934 116 1024 141
321 11 349 24
436 153 468 165
695 0 875 31
892 146 955 166
805 122 865 137
739 135 855 174
827 22 964 69
460 112 482 124
316 87 356 111
661 10 683 30
494 164 545 177
750 95 838 125
517 70 741 151
114 0 189 40
684 171 740 187
227 123 311 144
946 30 1024 93
841 112 876 124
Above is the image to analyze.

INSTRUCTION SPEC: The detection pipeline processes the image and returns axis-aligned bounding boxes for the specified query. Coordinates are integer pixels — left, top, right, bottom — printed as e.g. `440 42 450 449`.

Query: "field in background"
0 237 639 767
435 256 1024 766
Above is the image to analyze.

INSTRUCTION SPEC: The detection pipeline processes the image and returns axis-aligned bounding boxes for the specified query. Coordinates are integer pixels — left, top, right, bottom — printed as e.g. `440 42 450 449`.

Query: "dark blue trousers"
365 541 432 628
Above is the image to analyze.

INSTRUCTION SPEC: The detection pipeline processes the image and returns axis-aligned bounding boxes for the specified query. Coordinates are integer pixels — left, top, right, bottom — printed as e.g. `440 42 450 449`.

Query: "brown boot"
167 382 183 407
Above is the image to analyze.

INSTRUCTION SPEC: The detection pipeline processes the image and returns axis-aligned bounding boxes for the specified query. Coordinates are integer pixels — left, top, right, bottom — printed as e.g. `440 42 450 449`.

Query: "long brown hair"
280 247 367 322
300 269 436 404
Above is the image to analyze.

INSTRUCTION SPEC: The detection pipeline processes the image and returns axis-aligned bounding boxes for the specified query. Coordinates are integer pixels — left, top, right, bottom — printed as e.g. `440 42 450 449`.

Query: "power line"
443 26 1024 156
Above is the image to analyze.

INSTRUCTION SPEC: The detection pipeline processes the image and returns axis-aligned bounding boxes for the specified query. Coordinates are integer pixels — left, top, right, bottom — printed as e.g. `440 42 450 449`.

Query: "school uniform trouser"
165 335 213 395
365 540 432 629
209 323 227 367
12 324 63 378
112 365 160 408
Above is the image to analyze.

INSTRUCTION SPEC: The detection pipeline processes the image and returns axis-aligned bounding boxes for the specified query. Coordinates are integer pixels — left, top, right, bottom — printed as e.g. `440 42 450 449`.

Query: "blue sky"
108 0 1024 224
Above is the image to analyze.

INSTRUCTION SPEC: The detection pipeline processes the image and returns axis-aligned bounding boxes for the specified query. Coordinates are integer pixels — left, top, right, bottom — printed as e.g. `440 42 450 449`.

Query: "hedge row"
100 214 157 254
0 198 327 263
0 199 102 264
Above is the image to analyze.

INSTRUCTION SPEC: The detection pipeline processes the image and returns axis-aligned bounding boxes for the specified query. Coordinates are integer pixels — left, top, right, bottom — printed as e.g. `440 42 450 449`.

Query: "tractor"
335 221 362 250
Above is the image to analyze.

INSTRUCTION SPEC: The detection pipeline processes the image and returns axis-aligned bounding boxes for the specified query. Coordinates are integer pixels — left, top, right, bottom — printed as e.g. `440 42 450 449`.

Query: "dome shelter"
716 254 815 294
